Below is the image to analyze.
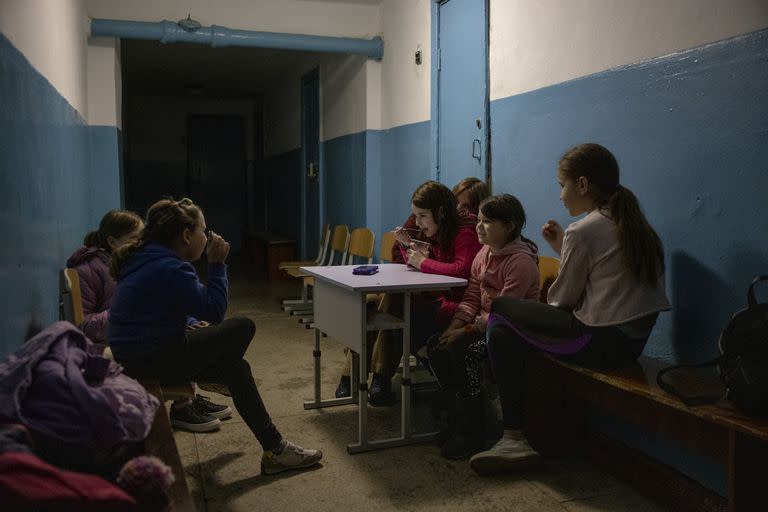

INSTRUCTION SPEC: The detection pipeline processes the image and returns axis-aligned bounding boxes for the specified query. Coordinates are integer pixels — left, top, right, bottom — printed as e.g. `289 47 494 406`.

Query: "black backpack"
658 275 768 415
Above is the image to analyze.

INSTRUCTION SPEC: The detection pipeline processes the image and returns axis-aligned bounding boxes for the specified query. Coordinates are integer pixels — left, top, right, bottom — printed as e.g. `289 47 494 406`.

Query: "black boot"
440 395 485 460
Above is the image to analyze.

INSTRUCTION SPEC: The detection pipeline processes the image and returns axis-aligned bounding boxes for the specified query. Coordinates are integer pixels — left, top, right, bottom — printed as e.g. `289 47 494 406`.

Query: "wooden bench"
140 378 196 512
525 354 768 512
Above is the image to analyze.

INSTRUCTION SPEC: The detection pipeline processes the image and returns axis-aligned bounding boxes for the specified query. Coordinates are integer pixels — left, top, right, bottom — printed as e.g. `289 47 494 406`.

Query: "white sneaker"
261 440 323 475
469 435 540 475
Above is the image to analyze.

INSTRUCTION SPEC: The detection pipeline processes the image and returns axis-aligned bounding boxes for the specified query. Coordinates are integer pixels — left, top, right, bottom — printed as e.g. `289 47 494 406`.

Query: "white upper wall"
380 0 431 129
86 0 381 39
262 55 316 155
87 37 122 127
491 0 768 100
0 0 88 118
322 53 369 141
366 58 383 131
263 52 370 154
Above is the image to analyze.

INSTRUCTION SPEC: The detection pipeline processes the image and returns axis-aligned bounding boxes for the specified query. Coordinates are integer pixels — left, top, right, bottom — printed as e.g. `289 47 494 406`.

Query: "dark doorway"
301 68 321 259
187 114 247 253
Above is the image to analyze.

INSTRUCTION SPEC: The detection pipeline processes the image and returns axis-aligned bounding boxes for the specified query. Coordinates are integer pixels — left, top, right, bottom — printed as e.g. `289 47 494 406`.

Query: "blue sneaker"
335 376 351 398
368 373 396 406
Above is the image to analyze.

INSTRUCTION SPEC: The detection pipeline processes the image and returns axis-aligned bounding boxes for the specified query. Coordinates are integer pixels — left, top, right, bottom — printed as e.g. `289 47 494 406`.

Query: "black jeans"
121 317 282 450
487 299 649 428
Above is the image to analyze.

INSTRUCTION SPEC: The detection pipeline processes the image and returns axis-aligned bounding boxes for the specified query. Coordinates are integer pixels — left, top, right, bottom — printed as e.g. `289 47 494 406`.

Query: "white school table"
300 263 467 454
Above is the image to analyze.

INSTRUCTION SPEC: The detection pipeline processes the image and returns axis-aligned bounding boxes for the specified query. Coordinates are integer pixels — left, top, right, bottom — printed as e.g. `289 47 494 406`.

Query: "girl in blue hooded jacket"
109 198 323 475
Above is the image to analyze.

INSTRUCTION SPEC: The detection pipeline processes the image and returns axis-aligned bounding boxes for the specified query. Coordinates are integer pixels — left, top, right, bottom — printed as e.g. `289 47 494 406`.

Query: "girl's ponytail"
559 143 664 287
110 238 145 280
608 185 665 287
83 230 102 248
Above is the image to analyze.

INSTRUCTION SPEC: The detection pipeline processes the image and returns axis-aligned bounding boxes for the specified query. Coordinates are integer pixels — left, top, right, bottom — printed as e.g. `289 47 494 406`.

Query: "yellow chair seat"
279 259 318 270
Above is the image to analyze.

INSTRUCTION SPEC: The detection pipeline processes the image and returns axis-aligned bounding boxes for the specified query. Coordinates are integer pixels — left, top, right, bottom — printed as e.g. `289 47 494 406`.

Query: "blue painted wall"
89 126 123 217
379 121 432 233
319 122 431 261
322 131 367 230
365 130 383 258
489 28 768 364
0 34 121 357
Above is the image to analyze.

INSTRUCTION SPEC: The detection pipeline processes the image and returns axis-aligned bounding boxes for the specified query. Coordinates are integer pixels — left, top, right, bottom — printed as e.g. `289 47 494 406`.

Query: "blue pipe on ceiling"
90 18 384 60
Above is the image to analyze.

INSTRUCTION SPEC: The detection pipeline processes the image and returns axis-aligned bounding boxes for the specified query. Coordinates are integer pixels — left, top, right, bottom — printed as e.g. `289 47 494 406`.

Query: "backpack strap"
656 356 725 407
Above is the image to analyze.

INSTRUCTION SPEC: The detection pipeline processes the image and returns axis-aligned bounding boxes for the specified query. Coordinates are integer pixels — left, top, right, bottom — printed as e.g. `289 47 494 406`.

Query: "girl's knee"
231 357 253 377
229 316 256 340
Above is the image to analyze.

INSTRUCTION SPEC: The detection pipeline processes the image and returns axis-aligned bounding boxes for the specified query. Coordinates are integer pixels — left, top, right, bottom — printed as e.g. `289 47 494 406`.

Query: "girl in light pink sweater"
429 194 540 460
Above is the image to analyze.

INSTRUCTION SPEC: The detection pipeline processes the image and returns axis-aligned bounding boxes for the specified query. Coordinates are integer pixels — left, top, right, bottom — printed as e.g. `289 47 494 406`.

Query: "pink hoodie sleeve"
475 254 539 332
419 228 480 279
453 251 484 325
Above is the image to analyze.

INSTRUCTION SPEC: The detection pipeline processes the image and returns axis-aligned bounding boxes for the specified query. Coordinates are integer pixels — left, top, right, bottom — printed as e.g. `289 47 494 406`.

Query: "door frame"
300 67 321 259
430 0 491 186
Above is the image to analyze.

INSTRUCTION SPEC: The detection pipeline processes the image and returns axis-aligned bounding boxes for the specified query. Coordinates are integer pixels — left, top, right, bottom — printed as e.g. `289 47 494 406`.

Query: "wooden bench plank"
552 356 768 441
141 378 195 512
526 353 768 512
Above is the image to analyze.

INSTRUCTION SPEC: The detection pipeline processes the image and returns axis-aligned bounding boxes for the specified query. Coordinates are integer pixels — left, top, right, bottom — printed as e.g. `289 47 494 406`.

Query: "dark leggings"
487 299 649 428
121 317 282 450
427 331 486 398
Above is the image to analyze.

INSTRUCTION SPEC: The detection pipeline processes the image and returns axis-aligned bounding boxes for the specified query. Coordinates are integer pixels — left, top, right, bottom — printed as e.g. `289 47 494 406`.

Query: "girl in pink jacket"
429 194 540 460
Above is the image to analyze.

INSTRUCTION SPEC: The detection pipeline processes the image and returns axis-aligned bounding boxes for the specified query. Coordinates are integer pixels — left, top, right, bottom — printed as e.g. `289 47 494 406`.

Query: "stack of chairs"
286 226 376 329
281 224 350 316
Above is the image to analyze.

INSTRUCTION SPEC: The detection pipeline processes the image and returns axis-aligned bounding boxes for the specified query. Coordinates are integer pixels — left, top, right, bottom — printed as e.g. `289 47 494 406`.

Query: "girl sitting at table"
428 194 540 459
337 181 483 405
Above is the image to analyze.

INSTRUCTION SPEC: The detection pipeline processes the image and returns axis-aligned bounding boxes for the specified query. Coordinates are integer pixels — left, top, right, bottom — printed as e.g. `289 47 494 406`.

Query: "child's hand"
207 232 230 263
438 327 465 347
394 226 412 247
406 248 426 270
410 240 430 256
541 220 564 256
186 320 210 331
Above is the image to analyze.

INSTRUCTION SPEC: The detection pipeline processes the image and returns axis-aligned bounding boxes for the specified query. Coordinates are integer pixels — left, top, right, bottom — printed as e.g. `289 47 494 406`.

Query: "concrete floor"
173 273 667 512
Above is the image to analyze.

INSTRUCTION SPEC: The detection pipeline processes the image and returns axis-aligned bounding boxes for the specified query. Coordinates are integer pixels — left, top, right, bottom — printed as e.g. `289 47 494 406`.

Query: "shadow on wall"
670 250 755 363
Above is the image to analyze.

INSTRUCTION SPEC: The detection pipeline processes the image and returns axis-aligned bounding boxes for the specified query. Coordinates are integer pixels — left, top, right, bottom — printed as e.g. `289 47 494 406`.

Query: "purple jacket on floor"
0 322 159 449
66 246 114 344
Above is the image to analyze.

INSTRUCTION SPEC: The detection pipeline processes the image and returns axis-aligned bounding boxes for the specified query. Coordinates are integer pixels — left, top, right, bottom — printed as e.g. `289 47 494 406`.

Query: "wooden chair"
537 255 560 303
283 224 350 313
279 224 332 307
378 230 396 264
279 223 330 271
59 268 194 402
365 231 396 308
60 268 84 328
344 227 376 265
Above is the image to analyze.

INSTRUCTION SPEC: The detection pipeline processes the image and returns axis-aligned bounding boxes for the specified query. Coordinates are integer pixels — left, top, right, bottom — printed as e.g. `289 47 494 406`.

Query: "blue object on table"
352 265 379 275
